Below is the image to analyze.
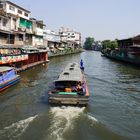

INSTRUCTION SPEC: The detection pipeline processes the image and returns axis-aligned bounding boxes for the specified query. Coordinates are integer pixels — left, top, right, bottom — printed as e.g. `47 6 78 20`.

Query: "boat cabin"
0 67 20 91
0 67 16 83
53 63 85 95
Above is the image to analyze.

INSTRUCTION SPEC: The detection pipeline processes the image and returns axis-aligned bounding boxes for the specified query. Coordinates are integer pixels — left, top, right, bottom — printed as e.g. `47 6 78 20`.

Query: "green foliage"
102 40 118 50
84 37 95 50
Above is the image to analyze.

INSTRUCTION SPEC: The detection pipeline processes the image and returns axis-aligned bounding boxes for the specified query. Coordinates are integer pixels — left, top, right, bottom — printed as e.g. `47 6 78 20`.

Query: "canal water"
0 51 140 140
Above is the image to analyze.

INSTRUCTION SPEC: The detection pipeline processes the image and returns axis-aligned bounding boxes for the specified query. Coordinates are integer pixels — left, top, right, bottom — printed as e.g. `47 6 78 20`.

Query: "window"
0 3 3 8
13 18 16 30
37 24 43 29
3 19 7 26
18 10 22 14
24 13 28 17
9 5 15 11
71 36 75 38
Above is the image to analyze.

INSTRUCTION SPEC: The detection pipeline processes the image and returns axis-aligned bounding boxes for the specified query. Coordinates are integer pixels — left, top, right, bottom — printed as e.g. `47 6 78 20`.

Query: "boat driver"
76 82 82 92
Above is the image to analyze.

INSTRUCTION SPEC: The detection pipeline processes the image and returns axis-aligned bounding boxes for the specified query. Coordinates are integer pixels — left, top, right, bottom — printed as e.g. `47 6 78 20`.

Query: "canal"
0 51 140 140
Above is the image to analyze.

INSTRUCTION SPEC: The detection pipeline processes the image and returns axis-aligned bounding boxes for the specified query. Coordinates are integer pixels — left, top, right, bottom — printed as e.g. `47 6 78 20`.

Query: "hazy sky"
11 0 140 41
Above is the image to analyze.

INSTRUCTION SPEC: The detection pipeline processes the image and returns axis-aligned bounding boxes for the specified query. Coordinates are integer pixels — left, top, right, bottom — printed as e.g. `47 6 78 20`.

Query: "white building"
0 0 30 30
59 27 81 48
30 18 46 47
0 0 31 45
44 29 61 49
0 1 47 47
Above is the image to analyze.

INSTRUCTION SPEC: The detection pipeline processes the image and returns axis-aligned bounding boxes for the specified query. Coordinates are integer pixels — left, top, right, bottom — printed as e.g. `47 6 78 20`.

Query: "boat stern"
48 93 89 106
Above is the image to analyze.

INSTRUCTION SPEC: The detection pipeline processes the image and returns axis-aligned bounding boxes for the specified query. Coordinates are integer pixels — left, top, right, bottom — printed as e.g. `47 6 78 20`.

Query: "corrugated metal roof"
21 46 39 51
0 45 23 49
0 67 14 73
55 62 83 82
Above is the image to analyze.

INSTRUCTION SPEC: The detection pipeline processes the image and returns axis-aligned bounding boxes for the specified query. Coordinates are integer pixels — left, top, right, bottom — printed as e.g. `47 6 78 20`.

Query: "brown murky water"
0 51 140 140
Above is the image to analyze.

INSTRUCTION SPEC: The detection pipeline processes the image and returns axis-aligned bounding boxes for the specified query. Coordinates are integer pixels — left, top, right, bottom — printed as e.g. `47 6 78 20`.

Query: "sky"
10 0 140 41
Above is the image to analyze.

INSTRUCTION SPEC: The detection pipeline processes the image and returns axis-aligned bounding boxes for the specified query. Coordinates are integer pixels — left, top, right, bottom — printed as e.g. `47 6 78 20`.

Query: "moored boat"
0 67 20 92
48 62 89 106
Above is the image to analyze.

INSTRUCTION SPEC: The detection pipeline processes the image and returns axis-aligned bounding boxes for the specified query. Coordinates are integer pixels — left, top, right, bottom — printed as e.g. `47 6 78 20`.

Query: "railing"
26 28 33 34
0 38 15 44
35 28 43 36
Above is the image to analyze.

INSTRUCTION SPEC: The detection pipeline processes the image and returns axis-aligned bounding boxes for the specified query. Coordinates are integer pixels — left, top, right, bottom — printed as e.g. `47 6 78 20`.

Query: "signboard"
0 55 28 64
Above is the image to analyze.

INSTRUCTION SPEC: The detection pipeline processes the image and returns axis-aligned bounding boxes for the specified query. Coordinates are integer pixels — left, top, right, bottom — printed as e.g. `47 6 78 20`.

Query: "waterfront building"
0 0 82 69
117 35 140 56
0 1 48 70
0 1 47 47
44 29 61 50
102 35 140 66
31 18 46 48
0 0 31 45
92 41 102 51
0 7 11 44
44 29 65 56
59 27 81 49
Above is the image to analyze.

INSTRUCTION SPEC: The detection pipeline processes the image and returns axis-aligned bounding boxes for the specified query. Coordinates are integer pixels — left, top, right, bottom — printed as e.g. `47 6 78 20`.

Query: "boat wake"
87 113 98 124
0 115 37 139
48 106 85 140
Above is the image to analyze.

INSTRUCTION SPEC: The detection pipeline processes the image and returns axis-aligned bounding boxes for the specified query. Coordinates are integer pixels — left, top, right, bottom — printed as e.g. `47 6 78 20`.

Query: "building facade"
0 0 31 45
59 27 81 48
31 18 46 47
0 1 48 70
0 1 47 47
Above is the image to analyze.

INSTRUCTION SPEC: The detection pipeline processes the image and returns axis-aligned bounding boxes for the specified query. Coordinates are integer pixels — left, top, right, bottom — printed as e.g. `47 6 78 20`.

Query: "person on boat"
76 82 82 92
80 59 84 71
81 82 86 95
72 86 77 92
76 82 86 95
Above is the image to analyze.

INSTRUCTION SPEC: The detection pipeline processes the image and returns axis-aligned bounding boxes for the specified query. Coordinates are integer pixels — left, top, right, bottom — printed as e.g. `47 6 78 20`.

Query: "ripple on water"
0 115 37 139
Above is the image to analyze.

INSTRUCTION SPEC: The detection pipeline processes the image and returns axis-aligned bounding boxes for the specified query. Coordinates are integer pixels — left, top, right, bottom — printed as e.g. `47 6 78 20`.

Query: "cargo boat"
0 67 20 92
48 62 89 106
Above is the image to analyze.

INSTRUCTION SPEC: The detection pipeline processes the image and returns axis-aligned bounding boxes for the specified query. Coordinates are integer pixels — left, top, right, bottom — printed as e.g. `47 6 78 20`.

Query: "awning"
0 29 12 34
36 45 46 49
0 67 14 73
58 48 64 51
21 46 39 51
0 45 23 49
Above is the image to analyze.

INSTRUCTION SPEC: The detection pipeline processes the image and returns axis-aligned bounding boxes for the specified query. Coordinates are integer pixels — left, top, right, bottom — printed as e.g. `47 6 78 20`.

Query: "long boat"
0 67 20 92
48 62 89 106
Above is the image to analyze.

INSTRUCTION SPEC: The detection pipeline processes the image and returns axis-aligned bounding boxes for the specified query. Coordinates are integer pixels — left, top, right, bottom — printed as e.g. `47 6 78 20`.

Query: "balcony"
0 23 10 32
26 28 33 34
34 28 43 36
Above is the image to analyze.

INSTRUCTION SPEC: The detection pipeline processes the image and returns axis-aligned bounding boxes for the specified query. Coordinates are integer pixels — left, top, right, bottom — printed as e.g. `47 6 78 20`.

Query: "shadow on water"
40 91 49 105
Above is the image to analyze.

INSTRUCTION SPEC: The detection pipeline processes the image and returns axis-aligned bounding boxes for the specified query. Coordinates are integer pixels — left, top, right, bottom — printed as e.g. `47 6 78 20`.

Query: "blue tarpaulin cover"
0 70 16 84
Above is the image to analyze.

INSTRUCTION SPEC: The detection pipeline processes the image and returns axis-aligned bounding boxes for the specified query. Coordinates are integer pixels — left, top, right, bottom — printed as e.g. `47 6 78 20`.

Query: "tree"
84 37 95 50
102 40 118 50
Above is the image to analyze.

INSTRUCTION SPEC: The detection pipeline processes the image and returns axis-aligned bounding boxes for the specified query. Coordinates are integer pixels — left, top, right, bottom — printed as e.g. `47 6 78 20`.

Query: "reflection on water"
0 52 140 140
0 115 37 140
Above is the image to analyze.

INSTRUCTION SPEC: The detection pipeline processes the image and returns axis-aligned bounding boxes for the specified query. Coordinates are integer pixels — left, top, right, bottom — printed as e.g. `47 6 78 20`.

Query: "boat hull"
48 94 89 106
0 76 20 92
